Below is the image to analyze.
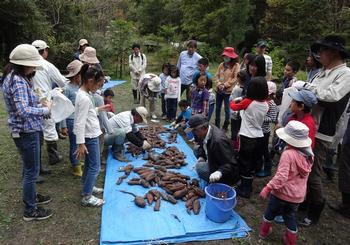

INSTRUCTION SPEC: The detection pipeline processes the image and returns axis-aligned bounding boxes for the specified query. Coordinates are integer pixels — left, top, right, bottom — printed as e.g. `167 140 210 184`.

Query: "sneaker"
35 175 45 184
36 194 52 205
151 114 157 119
92 186 104 195
23 207 53 221
81 195 105 207
162 115 167 120
299 217 313 226
274 215 284 223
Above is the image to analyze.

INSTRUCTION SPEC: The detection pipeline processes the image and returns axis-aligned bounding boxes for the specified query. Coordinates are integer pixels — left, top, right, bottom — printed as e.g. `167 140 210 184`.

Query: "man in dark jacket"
186 114 239 185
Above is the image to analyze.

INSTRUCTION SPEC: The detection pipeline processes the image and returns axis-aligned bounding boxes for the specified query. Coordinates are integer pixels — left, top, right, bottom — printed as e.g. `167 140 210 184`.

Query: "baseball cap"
256 40 268 48
185 114 208 133
79 39 89 47
32 40 50 50
289 89 317 108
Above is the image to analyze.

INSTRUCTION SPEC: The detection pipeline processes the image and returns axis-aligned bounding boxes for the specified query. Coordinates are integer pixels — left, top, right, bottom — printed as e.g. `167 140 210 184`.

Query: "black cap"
186 114 208 132
256 40 268 48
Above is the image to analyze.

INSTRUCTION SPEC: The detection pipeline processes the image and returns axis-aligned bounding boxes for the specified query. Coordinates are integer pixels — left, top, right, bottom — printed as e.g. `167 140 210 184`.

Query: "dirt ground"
0 82 349 245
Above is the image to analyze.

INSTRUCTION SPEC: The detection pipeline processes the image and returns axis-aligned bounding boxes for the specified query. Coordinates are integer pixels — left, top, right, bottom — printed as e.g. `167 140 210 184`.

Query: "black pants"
239 135 264 177
230 118 241 140
161 93 166 116
262 132 272 164
181 84 191 102
166 98 178 120
339 142 350 194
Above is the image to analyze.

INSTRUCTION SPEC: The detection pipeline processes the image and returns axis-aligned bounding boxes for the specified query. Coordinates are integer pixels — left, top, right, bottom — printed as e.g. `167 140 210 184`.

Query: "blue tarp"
100 132 251 245
103 80 127 89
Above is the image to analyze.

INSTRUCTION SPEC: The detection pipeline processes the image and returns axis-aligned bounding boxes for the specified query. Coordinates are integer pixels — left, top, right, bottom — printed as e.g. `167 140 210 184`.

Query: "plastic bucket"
205 183 237 223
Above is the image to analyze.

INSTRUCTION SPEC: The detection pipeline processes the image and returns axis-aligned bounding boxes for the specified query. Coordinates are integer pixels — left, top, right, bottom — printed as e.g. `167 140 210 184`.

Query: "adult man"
177 40 202 102
256 40 273 81
187 114 239 184
105 106 152 162
74 38 89 60
129 44 147 104
32 40 67 178
301 35 350 226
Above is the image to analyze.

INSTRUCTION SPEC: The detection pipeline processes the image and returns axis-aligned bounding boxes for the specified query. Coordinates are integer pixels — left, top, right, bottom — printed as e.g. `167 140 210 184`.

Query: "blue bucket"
205 183 237 223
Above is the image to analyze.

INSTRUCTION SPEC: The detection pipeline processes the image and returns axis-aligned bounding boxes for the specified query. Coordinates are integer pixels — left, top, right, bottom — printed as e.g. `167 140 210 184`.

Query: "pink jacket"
267 148 313 203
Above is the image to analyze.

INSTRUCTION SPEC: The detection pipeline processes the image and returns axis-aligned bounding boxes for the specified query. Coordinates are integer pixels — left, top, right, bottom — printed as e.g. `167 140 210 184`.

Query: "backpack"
130 53 144 65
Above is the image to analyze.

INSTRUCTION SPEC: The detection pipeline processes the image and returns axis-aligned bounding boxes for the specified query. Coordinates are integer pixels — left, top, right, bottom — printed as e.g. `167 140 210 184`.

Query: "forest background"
1 0 349 80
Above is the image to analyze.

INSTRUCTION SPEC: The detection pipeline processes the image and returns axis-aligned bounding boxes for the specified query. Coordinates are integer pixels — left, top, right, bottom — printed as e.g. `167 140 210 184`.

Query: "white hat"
32 40 50 50
135 106 148 123
276 120 312 148
148 75 161 92
79 47 99 64
267 81 277 95
9 44 42 67
65 60 83 78
78 39 89 47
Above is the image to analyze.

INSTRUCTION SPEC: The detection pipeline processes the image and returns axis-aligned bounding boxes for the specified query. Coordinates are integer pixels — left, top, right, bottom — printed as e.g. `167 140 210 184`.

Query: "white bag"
49 88 74 123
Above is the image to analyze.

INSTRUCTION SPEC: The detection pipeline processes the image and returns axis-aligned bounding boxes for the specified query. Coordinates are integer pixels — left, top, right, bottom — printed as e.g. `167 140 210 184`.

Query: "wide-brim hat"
65 60 83 78
222 47 238 59
276 120 312 148
311 35 350 59
148 75 161 92
9 44 42 67
79 47 99 64
135 106 148 123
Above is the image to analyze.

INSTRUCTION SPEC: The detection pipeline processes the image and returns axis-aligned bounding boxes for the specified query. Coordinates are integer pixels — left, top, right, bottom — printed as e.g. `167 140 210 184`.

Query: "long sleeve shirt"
215 62 240 94
32 57 68 97
2 72 49 133
129 53 147 79
262 99 278 134
191 87 209 116
73 89 102 144
177 51 202 85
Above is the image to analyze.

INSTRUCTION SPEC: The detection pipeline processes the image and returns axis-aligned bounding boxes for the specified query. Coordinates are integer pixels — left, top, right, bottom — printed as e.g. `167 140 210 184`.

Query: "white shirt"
32 57 68 97
203 125 212 158
74 89 102 144
164 77 181 100
129 53 147 79
263 54 273 75
239 100 269 138
108 111 135 134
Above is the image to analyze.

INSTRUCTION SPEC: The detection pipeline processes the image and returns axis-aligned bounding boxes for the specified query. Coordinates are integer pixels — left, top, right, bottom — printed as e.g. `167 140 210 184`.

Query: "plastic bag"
49 88 74 123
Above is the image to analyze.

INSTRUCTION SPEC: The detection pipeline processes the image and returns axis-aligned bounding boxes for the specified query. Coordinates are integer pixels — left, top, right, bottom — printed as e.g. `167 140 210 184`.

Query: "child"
229 70 248 151
191 74 210 116
74 64 110 207
60 60 83 177
171 100 193 140
164 65 181 121
230 76 269 198
103 88 115 113
259 120 314 245
160 63 170 119
256 81 278 177
138 73 161 120
282 60 300 90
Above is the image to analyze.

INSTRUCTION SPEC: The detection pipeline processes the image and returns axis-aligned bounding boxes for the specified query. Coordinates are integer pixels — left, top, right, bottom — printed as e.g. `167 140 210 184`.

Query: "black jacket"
197 125 239 185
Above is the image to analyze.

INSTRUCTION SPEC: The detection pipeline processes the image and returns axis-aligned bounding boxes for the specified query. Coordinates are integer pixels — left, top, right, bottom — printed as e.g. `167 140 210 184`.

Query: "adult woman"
214 47 240 131
1 44 53 221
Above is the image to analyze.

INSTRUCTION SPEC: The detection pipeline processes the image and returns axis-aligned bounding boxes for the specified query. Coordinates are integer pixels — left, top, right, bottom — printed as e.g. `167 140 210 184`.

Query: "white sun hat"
276 120 312 148
79 47 99 64
9 44 42 67
135 106 148 124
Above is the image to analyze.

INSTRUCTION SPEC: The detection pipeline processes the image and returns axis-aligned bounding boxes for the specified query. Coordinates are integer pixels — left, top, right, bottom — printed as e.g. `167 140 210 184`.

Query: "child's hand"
97 104 111 112
75 144 89 159
60 127 68 136
259 186 271 200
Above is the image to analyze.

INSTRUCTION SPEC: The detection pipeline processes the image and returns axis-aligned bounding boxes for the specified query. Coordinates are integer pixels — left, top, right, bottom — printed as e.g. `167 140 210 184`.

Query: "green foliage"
268 45 287 80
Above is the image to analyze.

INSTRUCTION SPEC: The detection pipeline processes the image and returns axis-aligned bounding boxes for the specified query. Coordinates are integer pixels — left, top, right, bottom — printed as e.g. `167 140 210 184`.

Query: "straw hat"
135 106 148 123
276 120 312 148
9 44 42 67
32 40 50 50
65 60 83 78
79 47 99 64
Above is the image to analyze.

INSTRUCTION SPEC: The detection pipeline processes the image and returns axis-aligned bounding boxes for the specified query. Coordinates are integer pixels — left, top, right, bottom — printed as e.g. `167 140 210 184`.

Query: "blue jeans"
208 103 215 122
13 132 40 213
104 128 126 153
81 137 101 196
264 194 299 232
215 93 230 127
66 118 78 166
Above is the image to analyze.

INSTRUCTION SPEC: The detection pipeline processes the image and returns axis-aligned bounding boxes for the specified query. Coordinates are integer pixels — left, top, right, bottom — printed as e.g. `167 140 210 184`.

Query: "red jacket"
288 113 316 149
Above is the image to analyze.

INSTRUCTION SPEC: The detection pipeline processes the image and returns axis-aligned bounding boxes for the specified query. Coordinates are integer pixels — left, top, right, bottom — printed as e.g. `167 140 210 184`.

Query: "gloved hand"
170 121 176 127
142 140 152 150
209 171 222 182
196 157 205 164
259 186 271 200
174 123 180 129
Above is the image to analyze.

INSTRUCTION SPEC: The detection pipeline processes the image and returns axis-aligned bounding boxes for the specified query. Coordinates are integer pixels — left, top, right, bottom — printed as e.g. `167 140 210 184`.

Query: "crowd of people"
1 35 350 245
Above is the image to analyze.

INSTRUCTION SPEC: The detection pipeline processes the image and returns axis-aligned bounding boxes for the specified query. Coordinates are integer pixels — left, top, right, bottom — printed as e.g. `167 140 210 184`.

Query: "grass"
0 75 349 244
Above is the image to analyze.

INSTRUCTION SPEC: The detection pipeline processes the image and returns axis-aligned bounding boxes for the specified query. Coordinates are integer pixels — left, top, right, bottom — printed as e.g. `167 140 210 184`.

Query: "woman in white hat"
1 44 53 221
60 60 84 177
138 73 161 120
259 120 314 245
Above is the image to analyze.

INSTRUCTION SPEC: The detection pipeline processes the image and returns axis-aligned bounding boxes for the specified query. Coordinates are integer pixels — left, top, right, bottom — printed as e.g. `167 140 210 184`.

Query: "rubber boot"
36 175 45 184
215 119 220 128
101 145 108 165
112 145 130 162
39 144 51 175
132 89 138 104
256 161 272 177
46 141 63 165
259 217 272 239
282 229 297 245
222 120 230 131
72 165 83 177
236 176 253 199
301 199 325 226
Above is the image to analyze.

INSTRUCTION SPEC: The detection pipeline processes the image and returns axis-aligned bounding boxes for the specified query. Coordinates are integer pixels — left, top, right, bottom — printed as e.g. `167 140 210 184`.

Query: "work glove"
209 171 222 182
142 140 152 150
170 121 176 127
174 123 180 129
259 186 271 200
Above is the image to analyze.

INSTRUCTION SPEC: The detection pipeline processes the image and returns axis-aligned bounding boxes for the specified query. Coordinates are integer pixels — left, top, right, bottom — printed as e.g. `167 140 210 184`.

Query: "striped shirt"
262 99 278 133
2 72 48 133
